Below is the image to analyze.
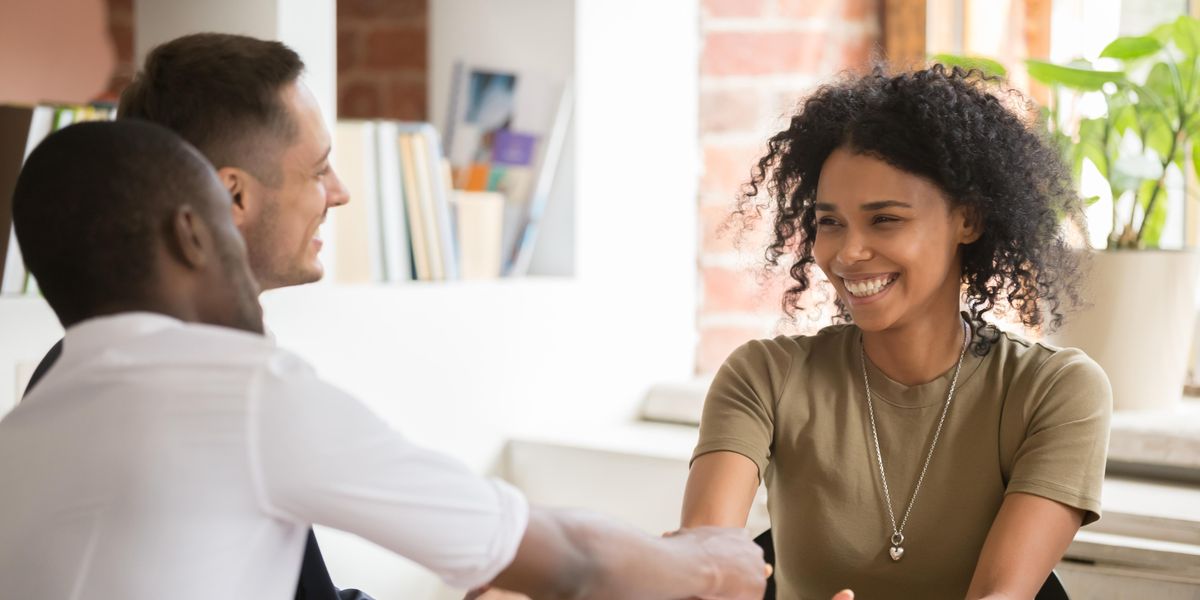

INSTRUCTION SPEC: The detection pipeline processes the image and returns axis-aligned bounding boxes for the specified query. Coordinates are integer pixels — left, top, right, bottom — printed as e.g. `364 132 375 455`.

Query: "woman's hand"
462 587 527 600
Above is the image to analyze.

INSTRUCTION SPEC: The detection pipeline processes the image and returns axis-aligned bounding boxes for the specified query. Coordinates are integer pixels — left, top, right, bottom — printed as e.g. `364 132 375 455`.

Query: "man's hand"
666 526 767 600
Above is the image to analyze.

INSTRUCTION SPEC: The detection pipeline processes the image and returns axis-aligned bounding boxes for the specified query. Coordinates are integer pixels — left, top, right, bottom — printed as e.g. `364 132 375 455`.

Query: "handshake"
466 519 854 600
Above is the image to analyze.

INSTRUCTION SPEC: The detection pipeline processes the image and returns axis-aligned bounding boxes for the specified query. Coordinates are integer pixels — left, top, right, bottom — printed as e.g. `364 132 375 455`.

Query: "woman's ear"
217 167 250 229
958 207 983 245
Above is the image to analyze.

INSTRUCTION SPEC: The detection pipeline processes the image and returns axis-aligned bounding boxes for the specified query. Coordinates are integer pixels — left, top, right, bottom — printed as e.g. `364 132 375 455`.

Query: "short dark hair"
118 33 305 184
13 120 222 326
737 65 1083 355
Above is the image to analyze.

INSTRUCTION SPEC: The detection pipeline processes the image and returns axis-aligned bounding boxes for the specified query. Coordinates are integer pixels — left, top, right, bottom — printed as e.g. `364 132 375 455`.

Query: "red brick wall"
337 0 428 120
696 0 881 373
101 0 430 120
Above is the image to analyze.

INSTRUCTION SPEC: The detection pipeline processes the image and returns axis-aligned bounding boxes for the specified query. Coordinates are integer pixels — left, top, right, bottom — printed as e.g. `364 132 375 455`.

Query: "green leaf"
1137 63 1180 129
931 54 1008 78
1151 22 1177 45
1076 118 1110 179
1137 179 1168 248
1100 35 1163 60
1025 59 1125 91
1145 118 1176 159
1110 101 1140 135
1144 62 1177 104
1083 195 1102 207
1171 15 1200 58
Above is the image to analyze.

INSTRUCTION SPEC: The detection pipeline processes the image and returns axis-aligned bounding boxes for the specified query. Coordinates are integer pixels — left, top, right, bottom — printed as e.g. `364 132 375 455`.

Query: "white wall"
0 298 60 415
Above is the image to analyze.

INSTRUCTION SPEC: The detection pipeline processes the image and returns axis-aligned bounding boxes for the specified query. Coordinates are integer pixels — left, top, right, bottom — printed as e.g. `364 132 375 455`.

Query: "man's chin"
290 261 324 287
256 263 323 291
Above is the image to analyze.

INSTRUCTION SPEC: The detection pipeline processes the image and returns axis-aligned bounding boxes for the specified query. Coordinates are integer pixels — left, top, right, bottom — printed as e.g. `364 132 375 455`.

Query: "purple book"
492 130 538 166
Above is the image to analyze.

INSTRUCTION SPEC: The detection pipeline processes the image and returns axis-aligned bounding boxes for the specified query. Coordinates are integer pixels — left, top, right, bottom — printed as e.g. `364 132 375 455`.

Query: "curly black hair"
735 64 1085 355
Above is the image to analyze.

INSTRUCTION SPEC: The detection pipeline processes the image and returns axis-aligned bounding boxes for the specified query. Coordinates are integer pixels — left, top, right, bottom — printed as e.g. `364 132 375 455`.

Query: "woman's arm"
681 451 761 528
965 492 1084 600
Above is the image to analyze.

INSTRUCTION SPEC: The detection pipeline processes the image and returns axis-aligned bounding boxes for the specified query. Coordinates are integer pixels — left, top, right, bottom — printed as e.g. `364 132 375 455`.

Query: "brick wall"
337 0 428 120
696 0 881 373
101 0 430 120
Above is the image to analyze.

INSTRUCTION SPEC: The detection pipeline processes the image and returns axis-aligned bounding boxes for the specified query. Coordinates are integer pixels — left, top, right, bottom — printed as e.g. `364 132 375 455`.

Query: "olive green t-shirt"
693 322 1112 600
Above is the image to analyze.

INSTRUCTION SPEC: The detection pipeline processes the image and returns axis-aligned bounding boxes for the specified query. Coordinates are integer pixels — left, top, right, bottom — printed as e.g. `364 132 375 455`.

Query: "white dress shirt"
0 312 528 599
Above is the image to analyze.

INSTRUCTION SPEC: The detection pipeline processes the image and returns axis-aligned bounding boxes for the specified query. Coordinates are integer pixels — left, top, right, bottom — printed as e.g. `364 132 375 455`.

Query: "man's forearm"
561 511 717 599
491 507 762 600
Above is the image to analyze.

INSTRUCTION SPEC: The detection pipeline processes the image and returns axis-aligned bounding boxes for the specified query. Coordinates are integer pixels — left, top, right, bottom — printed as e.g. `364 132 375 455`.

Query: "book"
406 124 458 281
374 121 413 282
331 120 458 283
453 191 504 279
332 120 383 283
397 132 433 280
442 62 569 277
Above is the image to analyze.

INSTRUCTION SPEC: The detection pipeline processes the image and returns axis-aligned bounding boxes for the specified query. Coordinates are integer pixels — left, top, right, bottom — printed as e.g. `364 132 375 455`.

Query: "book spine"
422 129 458 280
398 133 432 280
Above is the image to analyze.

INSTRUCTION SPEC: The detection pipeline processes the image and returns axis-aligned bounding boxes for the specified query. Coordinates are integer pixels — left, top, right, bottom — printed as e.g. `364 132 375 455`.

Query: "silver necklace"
860 318 970 562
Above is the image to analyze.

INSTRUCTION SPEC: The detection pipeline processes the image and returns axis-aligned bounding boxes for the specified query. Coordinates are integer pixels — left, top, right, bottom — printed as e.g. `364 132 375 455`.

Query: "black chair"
752 529 1069 600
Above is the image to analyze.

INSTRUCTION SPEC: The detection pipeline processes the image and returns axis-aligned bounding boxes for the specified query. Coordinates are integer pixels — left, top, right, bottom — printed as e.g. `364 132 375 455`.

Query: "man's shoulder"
125 322 310 374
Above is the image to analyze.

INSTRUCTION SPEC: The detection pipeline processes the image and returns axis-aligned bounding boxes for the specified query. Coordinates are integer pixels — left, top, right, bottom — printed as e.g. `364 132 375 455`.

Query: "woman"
682 65 1112 600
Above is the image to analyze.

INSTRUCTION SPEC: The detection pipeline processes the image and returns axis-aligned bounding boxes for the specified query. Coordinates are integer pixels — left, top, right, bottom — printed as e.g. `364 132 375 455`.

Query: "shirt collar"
61 312 185 362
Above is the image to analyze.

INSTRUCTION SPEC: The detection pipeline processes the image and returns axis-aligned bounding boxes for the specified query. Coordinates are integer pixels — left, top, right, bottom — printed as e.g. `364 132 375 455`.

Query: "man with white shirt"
22 33 356 599
0 120 766 599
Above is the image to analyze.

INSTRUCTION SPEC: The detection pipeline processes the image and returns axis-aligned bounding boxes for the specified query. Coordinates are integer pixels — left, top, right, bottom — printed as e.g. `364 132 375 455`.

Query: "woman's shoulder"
719 323 857 379
987 326 1111 403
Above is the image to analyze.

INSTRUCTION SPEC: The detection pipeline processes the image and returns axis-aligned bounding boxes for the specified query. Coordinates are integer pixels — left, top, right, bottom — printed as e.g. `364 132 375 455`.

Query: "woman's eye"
872 215 899 225
817 217 841 227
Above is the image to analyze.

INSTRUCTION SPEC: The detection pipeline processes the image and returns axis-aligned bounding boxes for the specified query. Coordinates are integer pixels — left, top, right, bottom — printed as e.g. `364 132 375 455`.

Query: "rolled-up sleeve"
247 353 528 590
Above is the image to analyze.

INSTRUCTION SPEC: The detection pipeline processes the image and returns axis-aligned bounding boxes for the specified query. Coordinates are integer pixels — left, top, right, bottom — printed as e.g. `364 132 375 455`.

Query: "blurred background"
1 0 1198 598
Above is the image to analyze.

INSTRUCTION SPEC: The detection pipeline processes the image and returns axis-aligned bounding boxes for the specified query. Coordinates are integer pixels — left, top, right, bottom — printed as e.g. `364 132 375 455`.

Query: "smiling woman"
682 65 1113 600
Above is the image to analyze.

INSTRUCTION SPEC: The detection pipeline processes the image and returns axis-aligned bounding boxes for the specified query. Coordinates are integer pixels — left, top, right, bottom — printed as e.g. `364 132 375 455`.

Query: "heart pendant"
889 546 904 561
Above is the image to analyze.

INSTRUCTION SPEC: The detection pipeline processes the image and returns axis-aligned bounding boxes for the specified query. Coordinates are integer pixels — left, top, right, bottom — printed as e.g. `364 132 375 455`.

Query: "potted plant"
942 16 1200 411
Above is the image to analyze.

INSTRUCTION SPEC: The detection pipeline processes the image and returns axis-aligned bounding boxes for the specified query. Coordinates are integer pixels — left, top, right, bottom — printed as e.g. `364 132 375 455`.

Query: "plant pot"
1046 249 1200 412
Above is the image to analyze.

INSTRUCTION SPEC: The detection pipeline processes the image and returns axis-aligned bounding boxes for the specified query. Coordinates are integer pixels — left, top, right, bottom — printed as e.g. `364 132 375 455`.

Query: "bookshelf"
1 0 700 596
429 0 576 278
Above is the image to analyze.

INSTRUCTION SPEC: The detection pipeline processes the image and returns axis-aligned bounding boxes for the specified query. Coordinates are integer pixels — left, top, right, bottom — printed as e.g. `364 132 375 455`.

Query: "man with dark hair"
0 120 767 600
22 33 353 598
118 32 345 290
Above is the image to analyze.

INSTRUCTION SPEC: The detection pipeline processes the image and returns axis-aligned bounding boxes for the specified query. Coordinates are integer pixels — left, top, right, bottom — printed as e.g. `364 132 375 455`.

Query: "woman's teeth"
844 275 896 298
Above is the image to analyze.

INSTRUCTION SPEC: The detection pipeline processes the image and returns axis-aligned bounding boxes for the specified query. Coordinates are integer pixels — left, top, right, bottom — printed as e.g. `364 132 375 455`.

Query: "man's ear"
169 205 214 270
217 166 251 229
